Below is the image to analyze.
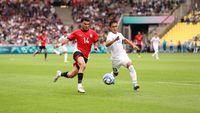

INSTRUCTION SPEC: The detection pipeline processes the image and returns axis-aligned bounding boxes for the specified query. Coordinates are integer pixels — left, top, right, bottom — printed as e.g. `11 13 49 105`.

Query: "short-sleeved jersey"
106 32 127 60
68 29 98 59
58 35 67 42
134 34 143 45
151 36 160 47
38 33 47 46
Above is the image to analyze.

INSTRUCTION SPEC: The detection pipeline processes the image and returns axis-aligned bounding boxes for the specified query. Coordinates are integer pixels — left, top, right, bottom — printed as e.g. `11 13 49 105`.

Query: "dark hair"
81 17 90 22
109 20 118 27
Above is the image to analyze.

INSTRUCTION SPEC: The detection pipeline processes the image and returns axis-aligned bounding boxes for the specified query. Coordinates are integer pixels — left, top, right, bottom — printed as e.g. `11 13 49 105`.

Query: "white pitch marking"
157 81 200 87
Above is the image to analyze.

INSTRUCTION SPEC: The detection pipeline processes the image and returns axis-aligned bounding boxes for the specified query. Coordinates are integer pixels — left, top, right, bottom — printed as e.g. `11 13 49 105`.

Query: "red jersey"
134 34 143 45
68 29 98 59
38 33 47 46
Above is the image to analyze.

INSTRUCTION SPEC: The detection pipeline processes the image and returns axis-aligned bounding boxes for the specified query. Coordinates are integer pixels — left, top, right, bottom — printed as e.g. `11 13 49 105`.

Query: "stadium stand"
161 22 200 44
161 2 200 48
0 1 70 46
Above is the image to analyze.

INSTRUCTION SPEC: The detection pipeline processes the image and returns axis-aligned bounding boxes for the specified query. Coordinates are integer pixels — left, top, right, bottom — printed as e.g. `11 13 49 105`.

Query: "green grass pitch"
0 53 200 113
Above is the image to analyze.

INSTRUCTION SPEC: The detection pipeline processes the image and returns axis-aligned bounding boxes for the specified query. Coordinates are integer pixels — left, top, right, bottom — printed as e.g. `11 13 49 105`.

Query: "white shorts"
112 55 131 73
59 45 67 53
153 46 159 52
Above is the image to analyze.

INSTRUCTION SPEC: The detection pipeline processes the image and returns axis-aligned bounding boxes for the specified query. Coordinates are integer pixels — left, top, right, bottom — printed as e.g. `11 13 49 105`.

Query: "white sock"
64 53 68 62
129 65 138 86
152 53 155 57
54 49 60 55
155 51 159 59
78 83 83 87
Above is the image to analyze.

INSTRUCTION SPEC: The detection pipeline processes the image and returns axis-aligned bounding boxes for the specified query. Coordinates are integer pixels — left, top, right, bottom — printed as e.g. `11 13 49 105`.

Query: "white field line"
157 81 200 87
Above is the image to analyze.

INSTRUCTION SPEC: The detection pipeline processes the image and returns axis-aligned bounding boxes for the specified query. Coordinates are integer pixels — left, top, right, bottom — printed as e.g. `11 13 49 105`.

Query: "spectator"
169 40 174 53
162 39 167 52
177 40 182 52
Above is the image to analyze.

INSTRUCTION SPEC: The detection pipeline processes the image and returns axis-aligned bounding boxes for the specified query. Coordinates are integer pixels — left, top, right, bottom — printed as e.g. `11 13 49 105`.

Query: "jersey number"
83 37 89 44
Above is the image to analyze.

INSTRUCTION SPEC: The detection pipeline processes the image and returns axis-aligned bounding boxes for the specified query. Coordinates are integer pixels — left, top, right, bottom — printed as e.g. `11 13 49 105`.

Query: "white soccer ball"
103 73 115 85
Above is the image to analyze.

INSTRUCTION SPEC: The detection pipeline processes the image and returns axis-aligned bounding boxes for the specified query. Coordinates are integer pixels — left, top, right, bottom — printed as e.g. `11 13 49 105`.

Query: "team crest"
90 34 93 38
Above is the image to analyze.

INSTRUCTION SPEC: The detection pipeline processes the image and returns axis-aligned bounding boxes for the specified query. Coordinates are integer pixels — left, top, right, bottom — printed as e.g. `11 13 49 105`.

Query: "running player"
106 20 140 91
53 17 99 93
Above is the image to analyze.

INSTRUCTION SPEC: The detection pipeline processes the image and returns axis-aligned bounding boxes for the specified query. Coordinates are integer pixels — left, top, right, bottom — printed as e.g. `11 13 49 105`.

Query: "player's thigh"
77 56 86 67
121 57 132 68
112 60 120 73
153 47 159 52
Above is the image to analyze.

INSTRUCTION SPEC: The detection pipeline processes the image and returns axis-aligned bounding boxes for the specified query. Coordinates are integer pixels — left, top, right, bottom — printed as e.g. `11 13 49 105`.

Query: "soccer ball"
102 73 115 85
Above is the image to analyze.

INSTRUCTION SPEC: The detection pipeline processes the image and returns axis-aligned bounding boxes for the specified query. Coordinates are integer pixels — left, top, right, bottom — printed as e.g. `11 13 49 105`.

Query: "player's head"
80 17 90 31
154 32 158 36
109 20 118 34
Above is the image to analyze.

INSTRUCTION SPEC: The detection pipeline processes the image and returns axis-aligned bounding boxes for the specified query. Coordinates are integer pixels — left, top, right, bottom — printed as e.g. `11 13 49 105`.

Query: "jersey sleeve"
119 33 125 40
106 32 113 41
68 31 76 41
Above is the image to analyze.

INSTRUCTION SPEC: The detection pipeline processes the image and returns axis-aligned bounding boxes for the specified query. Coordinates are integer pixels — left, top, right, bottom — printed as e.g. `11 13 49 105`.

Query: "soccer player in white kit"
151 33 160 60
53 32 68 62
105 20 140 91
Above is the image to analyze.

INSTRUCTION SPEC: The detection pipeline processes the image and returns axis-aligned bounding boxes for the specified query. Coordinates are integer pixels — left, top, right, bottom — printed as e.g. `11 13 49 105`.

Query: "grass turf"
0 53 200 113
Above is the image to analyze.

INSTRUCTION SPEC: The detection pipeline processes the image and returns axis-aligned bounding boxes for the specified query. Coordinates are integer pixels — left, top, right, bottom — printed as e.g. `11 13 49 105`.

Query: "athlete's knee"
79 63 86 70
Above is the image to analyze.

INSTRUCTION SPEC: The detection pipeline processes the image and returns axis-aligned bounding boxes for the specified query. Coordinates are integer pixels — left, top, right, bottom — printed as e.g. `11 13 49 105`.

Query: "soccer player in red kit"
33 30 48 61
53 17 99 93
134 31 143 57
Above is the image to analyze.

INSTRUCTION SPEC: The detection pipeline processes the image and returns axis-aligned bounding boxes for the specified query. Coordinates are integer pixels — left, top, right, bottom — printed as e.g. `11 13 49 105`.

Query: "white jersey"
151 36 160 49
58 35 67 42
58 35 68 52
106 32 128 61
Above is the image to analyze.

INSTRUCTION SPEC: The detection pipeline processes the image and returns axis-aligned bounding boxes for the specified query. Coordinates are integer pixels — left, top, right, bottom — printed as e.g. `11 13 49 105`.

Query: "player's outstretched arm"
105 36 119 47
54 38 69 48
124 38 140 50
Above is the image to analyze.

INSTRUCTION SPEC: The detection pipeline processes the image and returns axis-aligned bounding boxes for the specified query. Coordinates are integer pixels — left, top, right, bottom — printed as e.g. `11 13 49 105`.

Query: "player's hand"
54 43 60 48
115 36 119 41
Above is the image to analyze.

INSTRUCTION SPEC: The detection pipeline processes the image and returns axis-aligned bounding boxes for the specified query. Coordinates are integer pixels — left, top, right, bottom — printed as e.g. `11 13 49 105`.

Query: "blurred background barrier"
0 45 107 54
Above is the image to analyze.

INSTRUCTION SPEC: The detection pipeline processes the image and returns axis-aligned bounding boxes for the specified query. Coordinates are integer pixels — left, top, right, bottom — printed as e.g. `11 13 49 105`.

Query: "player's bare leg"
53 49 61 55
76 57 86 93
53 66 78 82
33 49 41 57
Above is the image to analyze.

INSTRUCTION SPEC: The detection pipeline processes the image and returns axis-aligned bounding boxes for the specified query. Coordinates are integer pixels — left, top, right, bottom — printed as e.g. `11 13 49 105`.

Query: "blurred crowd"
71 0 127 44
0 1 70 46
129 0 185 16
0 0 198 51
181 2 200 24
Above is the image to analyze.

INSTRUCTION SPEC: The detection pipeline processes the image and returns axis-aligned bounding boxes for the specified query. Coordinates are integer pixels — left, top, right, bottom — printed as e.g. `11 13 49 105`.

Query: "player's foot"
133 85 140 91
78 84 85 93
33 53 36 57
53 70 61 82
